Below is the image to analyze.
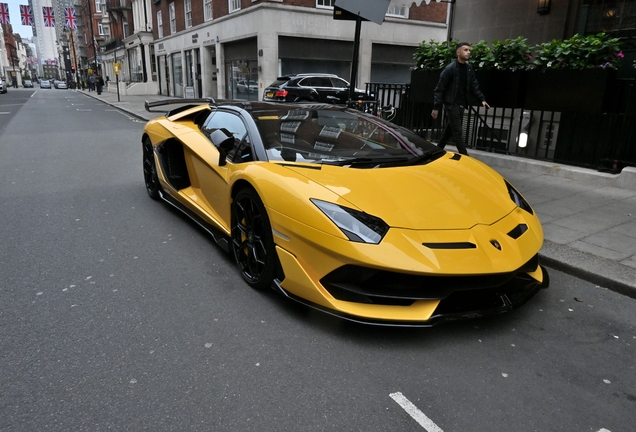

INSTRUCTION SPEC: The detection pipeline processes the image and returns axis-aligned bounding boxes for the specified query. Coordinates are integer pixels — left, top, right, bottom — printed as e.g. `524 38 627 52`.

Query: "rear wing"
144 98 216 115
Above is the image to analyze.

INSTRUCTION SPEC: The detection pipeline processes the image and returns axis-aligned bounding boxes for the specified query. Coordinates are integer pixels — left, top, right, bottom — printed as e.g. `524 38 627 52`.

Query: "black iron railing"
363 81 636 172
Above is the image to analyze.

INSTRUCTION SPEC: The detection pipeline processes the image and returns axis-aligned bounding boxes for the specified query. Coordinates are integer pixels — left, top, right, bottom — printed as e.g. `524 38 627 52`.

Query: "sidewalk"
78 89 636 298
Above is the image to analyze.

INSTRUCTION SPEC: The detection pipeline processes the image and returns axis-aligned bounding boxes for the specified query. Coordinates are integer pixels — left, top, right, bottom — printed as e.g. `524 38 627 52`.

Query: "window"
122 17 129 38
204 0 213 21
185 0 192 28
386 4 408 18
202 111 252 163
98 23 104 35
157 11 163 38
316 0 334 8
229 0 240 13
150 45 157 77
330 77 349 88
172 52 183 97
302 77 331 87
169 3 176 34
94 0 101 13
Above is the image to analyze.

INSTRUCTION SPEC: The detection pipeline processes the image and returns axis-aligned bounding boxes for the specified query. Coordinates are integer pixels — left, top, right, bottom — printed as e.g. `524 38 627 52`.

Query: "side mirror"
210 128 235 166
210 128 235 150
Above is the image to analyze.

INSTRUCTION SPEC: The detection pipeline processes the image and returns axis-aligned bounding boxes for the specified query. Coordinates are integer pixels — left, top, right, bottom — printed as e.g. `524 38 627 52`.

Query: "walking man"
431 42 490 155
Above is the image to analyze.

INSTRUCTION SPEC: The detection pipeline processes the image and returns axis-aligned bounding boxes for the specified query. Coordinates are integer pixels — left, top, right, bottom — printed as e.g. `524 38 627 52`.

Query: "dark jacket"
433 60 486 110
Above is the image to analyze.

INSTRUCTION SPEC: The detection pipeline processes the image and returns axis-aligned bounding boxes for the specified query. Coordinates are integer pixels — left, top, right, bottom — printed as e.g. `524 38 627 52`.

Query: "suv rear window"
268 78 291 87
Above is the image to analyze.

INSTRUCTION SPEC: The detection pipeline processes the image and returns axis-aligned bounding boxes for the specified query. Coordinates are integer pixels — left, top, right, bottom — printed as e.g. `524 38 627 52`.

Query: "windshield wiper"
321 156 410 167
399 150 445 166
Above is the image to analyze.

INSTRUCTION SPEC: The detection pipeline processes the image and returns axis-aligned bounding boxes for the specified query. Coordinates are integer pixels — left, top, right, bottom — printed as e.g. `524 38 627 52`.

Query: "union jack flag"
42 6 54 27
64 7 76 29
20 4 33 26
0 3 10 25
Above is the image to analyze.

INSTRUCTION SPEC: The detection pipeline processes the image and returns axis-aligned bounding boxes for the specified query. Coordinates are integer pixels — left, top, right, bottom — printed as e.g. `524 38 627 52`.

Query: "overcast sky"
4 0 35 38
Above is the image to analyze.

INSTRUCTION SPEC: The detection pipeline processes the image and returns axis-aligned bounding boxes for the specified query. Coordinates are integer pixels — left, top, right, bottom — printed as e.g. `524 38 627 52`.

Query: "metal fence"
364 81 636 172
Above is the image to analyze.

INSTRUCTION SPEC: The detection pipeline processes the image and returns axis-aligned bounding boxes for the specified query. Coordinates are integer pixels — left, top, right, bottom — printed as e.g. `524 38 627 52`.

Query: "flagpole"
87 0 98 74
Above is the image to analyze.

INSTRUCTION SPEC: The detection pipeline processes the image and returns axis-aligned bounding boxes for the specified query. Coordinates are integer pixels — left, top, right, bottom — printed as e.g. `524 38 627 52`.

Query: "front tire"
142 137 160 200
231 188 277 290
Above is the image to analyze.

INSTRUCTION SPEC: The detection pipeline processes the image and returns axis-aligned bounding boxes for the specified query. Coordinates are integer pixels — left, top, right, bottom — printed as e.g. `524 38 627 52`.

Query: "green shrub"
532 33 623 70
413 39 457 71
414 33 623 71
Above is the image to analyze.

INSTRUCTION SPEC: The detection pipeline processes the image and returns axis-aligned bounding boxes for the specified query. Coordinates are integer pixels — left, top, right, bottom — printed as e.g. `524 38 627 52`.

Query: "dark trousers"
437 103 468 155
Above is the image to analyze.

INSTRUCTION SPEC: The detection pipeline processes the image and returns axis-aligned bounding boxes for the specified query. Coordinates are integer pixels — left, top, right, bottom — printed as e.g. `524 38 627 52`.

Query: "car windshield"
254 107 443 167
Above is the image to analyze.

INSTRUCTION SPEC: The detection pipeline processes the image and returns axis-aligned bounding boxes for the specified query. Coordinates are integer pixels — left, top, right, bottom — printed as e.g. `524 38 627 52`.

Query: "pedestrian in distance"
88 74 95 92
431 42 490 155
97 75 104 95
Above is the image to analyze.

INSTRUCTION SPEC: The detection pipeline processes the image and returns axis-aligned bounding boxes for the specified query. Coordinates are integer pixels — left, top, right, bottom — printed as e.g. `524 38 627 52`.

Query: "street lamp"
537 0 551 15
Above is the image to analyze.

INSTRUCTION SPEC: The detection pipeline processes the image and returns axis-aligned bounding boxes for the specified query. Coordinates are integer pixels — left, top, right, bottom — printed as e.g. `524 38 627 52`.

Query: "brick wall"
151 0 447 39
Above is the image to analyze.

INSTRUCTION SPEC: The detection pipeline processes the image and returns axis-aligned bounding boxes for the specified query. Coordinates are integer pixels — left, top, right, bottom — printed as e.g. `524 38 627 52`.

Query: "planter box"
524 69 616 114
411 69 527 108
409 69 441 104
475 70 527 108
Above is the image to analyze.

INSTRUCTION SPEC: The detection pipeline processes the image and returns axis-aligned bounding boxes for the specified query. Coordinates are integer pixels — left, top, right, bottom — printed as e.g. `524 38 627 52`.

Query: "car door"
302 77 339 103
193 110 251 227
329 77 351 104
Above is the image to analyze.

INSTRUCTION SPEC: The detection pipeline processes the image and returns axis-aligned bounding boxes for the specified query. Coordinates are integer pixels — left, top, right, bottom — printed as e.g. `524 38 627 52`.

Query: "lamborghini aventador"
141 99 549 326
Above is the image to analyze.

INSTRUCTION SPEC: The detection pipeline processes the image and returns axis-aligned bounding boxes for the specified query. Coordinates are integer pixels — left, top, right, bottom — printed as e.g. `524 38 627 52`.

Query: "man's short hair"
455 42 471 52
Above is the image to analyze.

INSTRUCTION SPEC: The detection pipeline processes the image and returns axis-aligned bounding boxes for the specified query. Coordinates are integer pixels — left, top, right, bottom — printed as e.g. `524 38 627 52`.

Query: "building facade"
451 0 636 47
98 0 156 94
96 0 447 98
27 0 60 78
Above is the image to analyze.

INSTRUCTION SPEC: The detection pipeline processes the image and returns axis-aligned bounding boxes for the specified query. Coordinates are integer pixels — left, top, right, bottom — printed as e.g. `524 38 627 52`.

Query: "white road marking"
597 429 611 432
390 392 443 432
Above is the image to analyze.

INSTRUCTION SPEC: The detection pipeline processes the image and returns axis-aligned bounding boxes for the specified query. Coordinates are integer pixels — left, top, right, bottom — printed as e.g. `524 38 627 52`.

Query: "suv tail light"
275 90 288 98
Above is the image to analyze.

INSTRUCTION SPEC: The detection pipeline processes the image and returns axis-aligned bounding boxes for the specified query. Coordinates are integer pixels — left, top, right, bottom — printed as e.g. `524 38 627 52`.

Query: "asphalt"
77 88 636 298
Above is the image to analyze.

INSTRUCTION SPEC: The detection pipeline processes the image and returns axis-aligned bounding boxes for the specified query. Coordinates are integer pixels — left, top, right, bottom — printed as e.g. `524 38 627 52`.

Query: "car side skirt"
158 189 230 253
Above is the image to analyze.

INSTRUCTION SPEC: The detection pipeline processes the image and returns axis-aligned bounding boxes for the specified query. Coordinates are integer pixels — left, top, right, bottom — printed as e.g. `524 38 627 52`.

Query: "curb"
469 149 636 190
539 240 636 299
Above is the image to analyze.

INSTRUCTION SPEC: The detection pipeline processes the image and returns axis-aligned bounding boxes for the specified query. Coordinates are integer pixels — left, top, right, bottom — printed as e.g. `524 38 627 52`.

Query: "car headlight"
505 180 533 215
311 199 389 244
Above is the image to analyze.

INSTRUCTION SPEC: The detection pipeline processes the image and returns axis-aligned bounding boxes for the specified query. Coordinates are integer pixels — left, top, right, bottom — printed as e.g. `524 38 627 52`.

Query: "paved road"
81 88 636 298
1 89 635 431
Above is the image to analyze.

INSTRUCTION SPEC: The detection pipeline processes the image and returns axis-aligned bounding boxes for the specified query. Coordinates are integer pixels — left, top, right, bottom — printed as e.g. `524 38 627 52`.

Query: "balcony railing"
102 38 124 51
106 0 132 11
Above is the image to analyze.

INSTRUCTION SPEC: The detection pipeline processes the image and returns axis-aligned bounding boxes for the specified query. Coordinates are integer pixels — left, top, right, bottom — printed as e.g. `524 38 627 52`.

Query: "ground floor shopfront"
145 4 445 100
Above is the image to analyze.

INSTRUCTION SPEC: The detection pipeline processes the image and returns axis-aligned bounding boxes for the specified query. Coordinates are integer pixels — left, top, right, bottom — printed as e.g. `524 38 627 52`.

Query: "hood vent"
423 242 476 249
507 224 528 239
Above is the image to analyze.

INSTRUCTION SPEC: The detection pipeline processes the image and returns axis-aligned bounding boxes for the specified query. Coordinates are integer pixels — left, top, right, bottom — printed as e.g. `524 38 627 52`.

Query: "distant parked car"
40 79 51 89
23 80 33 88
0 80 6 94
263 73 371 104
237 80 258 93
56 81 68 89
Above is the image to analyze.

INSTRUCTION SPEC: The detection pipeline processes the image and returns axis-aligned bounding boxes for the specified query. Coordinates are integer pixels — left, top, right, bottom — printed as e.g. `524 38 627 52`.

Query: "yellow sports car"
142 99 549 326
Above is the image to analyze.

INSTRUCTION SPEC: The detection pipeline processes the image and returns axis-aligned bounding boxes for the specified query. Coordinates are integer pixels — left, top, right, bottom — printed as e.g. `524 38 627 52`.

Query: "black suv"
263 73 370 104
